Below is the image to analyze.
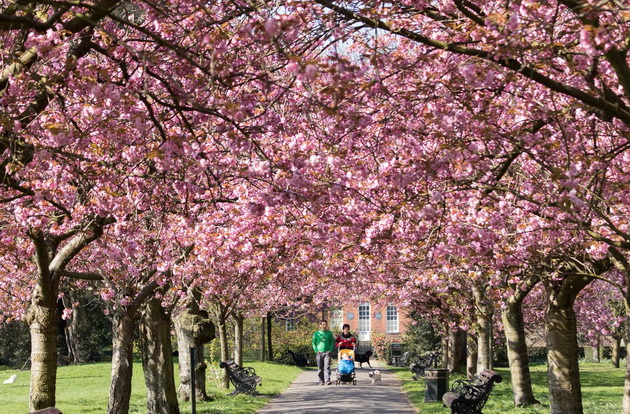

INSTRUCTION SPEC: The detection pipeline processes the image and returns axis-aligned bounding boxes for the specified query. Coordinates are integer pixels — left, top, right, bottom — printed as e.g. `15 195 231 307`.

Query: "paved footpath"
257 361 418 414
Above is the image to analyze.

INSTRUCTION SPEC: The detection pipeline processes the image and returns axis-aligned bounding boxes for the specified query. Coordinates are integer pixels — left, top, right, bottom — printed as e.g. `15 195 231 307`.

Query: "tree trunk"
623 317 630 412
24 217 109 411
466 334 478 379
441 334 449 369
174 315 194 401
476 312 492 372
108 307 136 414
234 312 244 367
140 298 179 414
64 325 78 365
218 315 230 389
174 293 214 402
545 294 584 413
190 346 209 400
63 291 90 364
25 282 58 412
612 336 621 369
260 316 266 361
473 283 492 372
267 312 273 361
609 248 630 413
447 328 466 374
502 300 540 406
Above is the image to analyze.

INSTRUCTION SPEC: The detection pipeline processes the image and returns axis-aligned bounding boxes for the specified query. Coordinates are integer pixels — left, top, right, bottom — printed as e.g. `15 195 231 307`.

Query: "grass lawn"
0 360 304 414
1 360 624 413
393 361 625 413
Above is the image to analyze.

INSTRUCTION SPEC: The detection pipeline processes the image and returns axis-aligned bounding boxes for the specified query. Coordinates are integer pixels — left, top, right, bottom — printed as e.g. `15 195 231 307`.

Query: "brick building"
328 302 410 345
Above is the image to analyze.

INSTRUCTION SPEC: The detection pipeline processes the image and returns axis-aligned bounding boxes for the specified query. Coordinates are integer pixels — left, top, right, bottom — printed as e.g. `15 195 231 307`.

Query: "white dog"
3 374 17 384
368 370 382 385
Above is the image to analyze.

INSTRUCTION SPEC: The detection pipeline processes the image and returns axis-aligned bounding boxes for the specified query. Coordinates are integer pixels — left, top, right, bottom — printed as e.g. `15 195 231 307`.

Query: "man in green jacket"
312 319 335 385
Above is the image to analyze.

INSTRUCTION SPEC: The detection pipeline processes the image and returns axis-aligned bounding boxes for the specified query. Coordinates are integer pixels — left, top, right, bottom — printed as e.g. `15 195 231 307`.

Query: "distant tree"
404 312 441 357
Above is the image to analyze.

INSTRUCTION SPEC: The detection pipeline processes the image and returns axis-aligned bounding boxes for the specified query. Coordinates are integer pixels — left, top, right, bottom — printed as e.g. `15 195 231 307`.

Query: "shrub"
206 360 224 388
528 347 548 364
402 315 440 358
0 320 30 368
493 343 509 367
371 332 398 363
272 318 317 366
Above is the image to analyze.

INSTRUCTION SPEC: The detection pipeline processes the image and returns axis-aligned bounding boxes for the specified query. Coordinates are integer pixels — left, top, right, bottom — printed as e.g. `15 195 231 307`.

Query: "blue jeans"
316 351 331 383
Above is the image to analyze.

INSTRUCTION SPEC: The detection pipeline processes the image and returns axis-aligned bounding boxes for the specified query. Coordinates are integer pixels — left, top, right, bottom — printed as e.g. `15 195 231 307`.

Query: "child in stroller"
335 323 357 385
336 347 357 385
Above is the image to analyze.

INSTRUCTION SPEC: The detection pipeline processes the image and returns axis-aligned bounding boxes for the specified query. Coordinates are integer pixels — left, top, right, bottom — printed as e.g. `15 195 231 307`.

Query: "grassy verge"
393 362 625 413
0 360 304 414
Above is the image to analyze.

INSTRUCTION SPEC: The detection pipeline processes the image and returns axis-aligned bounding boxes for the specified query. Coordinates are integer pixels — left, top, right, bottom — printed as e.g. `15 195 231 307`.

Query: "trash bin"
424 368 449 402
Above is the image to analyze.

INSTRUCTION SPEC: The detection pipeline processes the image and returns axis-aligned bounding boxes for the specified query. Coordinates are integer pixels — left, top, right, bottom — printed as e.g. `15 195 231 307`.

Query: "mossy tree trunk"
174 288 215 402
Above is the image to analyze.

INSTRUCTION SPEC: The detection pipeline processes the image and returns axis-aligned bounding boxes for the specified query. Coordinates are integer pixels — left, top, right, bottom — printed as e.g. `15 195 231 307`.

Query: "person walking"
312 319 335 385
335 323 357 350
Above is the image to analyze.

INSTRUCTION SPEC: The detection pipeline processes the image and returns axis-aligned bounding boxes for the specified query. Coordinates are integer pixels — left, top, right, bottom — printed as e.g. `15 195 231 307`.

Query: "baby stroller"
335 345 357 385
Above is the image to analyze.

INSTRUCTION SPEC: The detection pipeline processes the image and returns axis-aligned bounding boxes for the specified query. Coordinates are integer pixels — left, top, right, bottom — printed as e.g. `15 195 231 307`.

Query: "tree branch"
61 271 103 281
315 0 630 125
49 216 116 277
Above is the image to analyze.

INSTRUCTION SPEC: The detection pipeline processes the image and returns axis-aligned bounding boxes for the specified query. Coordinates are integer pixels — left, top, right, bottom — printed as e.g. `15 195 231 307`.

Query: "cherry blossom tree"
270 2 630 412
5 2 630 414
0 1 305 411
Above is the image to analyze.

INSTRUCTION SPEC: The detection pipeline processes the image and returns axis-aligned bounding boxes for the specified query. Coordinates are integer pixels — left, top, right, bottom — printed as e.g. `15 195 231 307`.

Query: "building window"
329 308 343 333
386 306 399 334
358 302 371 341
285 318 297 331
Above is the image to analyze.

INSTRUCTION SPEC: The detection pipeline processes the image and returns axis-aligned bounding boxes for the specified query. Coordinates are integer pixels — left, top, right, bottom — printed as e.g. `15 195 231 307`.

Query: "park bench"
390 343 404 366
394 351 411 367
441 369 503 414
219 360 262 395
410 351 440 380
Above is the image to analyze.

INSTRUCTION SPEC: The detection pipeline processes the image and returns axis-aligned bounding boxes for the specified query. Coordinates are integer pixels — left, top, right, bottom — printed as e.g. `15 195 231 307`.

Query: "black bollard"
191 347 196 414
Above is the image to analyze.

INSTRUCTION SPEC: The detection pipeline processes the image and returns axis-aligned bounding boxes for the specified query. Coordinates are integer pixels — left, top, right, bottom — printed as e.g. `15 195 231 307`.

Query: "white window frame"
386 305 399 334
329 308 343 333
285 318 297 331
358 302 371 341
